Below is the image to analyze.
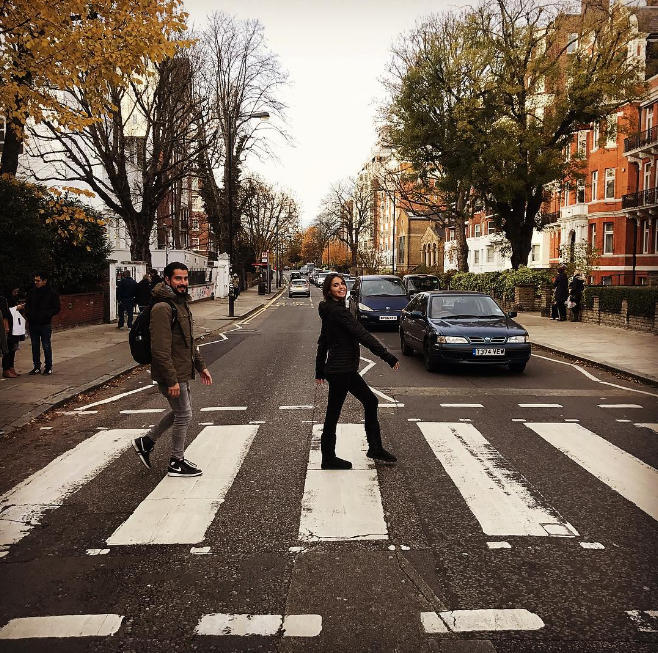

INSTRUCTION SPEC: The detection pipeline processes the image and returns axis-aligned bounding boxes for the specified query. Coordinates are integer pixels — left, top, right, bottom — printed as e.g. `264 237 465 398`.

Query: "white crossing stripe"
0 614 123 639
580 542 604 550
280 405 314 410
417 422 578 537
195 613 322 637
598 404 643 409
626 610 658 632
119 409 164 414
635 423 658 433
298 424 388 542
518 404 562 408
525 423 658 522
200 407 247 412
441 403 484 408
0 429 146 547
107 425 259 545
421 609 544 633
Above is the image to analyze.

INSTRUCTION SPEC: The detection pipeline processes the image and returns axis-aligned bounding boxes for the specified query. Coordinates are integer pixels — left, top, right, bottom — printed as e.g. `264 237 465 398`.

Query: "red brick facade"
51 292 107 329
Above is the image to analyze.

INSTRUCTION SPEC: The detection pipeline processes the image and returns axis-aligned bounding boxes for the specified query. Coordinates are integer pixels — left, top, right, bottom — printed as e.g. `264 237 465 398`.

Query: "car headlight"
507 335 529 343
437 335 469 344
358 303 373 312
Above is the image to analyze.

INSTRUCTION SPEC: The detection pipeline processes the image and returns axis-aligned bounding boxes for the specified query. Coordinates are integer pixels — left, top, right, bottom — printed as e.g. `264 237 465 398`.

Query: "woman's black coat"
315 298 398 379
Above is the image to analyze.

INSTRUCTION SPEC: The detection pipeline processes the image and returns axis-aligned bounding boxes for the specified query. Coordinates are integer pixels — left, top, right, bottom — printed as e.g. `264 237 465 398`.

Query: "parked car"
289 271 302 281
402 274 440 298
288 278 311 298
315 270 336 288
344 277 356 307
348 275 410 327
399 291 531 373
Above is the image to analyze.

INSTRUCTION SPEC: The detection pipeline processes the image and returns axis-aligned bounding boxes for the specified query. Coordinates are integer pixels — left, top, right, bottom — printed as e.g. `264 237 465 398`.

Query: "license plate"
379 315 397 321
473 348 505 356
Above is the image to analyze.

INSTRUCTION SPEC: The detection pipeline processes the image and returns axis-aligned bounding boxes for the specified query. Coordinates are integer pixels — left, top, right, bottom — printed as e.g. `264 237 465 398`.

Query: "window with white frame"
591 170 598 201
191 218 200 231
647 109 654 132
606 114 617 148
448 228 455 241
577 131 587 157
473 250 480 264
191 177 199 190
577 180 585 204
566 33 578 54
474 223 481 238
0 116 5 145
592 122 600 150
486 247 494 263
643 220 650 253
531 244 540 262
644 161 651 191
191 237 200 248
192 195 203 211
563 183 570 206
590 223 596 247
604 168 615 199
603 222 613 254
487 221 495 234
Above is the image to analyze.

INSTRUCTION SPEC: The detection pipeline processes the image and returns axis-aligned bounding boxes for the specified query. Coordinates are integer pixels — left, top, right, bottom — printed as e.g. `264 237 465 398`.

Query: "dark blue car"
348 275 410 328
399 290 531 373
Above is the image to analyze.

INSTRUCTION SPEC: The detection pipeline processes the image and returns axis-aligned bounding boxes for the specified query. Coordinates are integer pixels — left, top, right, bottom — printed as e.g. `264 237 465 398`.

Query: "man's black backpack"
129 299 178 364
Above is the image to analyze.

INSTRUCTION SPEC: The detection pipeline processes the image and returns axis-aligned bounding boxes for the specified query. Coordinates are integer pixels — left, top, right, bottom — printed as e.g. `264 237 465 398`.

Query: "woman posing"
315 273 399 470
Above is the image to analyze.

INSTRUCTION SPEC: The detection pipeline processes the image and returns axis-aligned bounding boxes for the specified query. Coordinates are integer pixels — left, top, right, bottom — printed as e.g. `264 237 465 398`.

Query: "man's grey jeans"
147 381 192 460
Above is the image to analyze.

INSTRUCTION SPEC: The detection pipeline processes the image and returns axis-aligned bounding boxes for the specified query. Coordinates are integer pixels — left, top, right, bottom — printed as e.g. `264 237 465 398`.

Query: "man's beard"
174 285 188 295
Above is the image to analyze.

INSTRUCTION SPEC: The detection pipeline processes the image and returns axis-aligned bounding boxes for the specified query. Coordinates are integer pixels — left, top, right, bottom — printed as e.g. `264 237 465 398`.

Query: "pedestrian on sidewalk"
149 269 162 288
315 273 399 470
553 264 569 322
135 274 152 313
232 274 241 299
569 269 586 322
1 284 25 378
117 270 137 329
133 262 213 477
25 272 60 375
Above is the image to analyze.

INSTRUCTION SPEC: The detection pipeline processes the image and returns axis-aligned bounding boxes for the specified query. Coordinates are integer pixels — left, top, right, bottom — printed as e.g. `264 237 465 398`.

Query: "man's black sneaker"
168 457 202 477
133 436 155 469
321 456 352 470
43 368 52 375
29 367 41 375
366 447 397 463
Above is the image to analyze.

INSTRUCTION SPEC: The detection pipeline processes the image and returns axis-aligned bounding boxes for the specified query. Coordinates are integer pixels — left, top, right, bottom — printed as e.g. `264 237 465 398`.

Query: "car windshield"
345 279 355 290
408 277 439 291
361 278 406 297
429 295 505 319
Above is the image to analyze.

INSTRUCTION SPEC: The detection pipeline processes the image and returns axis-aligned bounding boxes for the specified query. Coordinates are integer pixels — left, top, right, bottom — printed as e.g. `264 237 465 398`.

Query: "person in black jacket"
1 284 24 377
25 272 60 375
117 270 137 329
135 274 153 312
553 264 569 322
315 273 399 470
569 269 586 322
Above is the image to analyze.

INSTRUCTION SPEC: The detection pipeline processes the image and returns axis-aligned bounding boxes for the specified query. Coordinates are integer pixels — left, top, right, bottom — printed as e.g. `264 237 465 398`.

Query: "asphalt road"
0 282 657 653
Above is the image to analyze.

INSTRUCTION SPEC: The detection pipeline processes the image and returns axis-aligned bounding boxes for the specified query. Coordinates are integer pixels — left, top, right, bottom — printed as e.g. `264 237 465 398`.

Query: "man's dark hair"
163 262 189 280
322 272 345 300
34 272 48 280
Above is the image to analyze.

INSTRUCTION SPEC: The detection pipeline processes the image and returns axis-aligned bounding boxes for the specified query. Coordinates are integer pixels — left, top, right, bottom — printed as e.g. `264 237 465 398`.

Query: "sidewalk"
0 285 283 434
514 312 658 386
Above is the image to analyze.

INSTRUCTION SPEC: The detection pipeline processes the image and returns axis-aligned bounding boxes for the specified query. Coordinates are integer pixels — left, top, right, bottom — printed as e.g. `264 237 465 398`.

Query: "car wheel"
509 362 527 373
400 331 413 356
424 343 440 373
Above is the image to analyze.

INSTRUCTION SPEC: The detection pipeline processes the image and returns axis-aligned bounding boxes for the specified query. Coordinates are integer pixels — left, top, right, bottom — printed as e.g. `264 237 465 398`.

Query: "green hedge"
584 286 658 317
446 267 554 301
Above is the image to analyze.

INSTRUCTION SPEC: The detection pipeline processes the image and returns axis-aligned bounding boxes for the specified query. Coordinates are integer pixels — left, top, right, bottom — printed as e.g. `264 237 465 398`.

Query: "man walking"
553 264 569 322
25 272 60 375
133 262 212 477
117 270 137 329
135 274 152 313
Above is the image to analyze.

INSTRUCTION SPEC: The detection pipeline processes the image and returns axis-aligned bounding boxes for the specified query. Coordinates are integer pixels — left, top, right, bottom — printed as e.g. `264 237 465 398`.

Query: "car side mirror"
410 310 424 319
507 311 517 318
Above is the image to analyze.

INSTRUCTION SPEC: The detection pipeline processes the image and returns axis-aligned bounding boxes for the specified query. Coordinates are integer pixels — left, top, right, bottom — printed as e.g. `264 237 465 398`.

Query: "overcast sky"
185 0 471 226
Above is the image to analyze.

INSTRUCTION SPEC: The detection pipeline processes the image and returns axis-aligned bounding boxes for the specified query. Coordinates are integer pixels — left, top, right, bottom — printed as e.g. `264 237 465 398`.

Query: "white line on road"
86 548 110 555
421 609 544 633
200 406 247 412
617 419 632 423
60 411 98 415
0 429 146 547
580 542 605 549
635 423 658 433
626 610 658 633
371 387 397 403
0 614 124 639
417 422 578 537
487 541 511 549
379 403 405 408
525 423 658 522
119 409 164 414
598 404 643 409
198 333 228 347
280 405 314 410
518 403 563 408
195 613 322 637
298 424 388 542
359 356 376 377
440 403 484 408
107 425 259 545
74 383 156 411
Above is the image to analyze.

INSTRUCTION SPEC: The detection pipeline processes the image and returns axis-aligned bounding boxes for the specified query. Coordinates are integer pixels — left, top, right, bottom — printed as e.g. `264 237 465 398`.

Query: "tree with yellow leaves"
0 0 189 175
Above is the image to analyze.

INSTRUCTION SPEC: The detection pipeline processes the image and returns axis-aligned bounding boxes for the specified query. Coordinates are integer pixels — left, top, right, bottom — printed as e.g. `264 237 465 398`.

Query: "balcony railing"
624 125 658 153
622 188 657 210
538 212 559 226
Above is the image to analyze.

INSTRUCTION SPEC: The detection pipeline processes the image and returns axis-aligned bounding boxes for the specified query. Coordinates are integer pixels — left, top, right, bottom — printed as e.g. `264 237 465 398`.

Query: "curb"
532 342 658 388
1 288 288 435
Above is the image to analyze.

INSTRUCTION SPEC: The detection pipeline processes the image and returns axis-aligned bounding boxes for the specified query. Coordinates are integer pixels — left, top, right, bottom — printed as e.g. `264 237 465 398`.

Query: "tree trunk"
351 244 358 267
454 217 469 272
0 115 24 176
502 193 542 269
125 215 154 269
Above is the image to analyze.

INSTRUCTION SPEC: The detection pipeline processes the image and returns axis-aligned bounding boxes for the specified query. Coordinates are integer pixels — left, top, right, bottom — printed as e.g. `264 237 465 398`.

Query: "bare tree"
25 52 207 266
195 12 289 267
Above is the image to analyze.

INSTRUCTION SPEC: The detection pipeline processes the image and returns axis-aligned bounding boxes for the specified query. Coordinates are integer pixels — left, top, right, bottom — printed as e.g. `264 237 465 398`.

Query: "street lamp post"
226 110 270 316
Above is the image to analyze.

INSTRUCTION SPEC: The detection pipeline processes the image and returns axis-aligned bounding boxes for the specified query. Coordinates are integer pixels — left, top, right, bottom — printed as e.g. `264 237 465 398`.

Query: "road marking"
617 419 632 423
40 427 53 430
408 418 421 422
371 387 397 403
0 614 124 639
487 541 511 549
626 610 658 632
119 409 164 414
418 422 578 537
198 333 228 347
440 403 484 408
200 406 247 412
250 420 266 424
636 423 658 433
518 403 562 408
280 405 314 410
379 403 404 408
190 546 211 555
598 404 643 409
195 613 322 637
565 419 579 422
60 411 98 415
298 424 388 542
359 356 376 376
580 542 605 549
198 422 214 426
525 423 658 521
86 548 110 555
107 425 259 545
421 609 544 633
0 429 146 547
532 354 658 397
74 383 156 411
512 419 526 422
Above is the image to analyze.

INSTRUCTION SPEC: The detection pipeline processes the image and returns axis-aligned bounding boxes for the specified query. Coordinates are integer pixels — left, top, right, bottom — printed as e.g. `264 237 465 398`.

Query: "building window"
592 122 600 151
647 109 654 132
603 222 613 254
125 135 145 168
474 223 481 238
643 220 650 254
604 168 615 199
192 195 203 211
448 228 455 241
486 247 494 263
531 244 540 262
473 250 480 265
487 221 495 234
192 177 199 190
191 218 200 231
0 116 5 145
566 33 578 54
191 237 200 248
644 162 651 191
577 131 587 157
655 218 658 253
563 183 570 206
606 114 617 148
590 223 596 247
577 180 585 204
591 171 598 201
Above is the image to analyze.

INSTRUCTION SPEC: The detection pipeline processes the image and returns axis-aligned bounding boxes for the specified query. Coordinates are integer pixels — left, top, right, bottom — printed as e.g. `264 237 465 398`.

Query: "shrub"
584 286 658 317
448 267 553 300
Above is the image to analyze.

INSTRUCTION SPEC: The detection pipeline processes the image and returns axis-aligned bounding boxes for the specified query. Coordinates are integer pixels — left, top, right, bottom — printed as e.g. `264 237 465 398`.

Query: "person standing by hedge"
569 269 586 322
553 264 569 322
25 272 60 375
1 284 25 378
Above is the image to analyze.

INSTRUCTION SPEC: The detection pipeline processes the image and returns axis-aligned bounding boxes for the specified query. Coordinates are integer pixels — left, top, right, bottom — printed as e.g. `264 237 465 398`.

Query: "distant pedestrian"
1 284 25 378
553 264 569 322
315 273 399 470
117 270 137 329
25 272 60 375
135 274 152 312
133 262 213 477
232 274 240 298
569 268 586 322
149 269 162 288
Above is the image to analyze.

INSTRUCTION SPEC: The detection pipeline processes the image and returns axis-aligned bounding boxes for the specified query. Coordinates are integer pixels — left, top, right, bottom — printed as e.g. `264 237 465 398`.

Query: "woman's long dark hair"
322 273 346 300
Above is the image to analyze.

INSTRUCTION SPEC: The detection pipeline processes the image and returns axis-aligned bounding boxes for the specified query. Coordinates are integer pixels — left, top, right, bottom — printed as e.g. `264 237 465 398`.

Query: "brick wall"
579 297 657 334
52 292 107 329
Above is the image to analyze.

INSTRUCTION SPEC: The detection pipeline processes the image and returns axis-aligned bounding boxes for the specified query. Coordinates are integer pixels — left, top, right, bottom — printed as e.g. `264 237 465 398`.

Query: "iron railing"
624 125 658 153
622 187 657 210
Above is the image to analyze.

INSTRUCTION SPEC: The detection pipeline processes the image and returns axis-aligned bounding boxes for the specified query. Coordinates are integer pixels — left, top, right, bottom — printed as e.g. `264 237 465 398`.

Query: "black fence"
622 188 657 211
624 125 658 153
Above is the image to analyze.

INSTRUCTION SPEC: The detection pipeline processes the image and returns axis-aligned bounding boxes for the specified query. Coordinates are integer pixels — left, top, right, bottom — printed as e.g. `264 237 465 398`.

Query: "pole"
227 117 235 317
391 191 396 274
276 214 280 288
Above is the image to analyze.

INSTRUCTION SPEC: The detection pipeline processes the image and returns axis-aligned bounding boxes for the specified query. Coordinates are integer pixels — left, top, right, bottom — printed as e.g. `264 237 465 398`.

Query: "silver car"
289 278 311 298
